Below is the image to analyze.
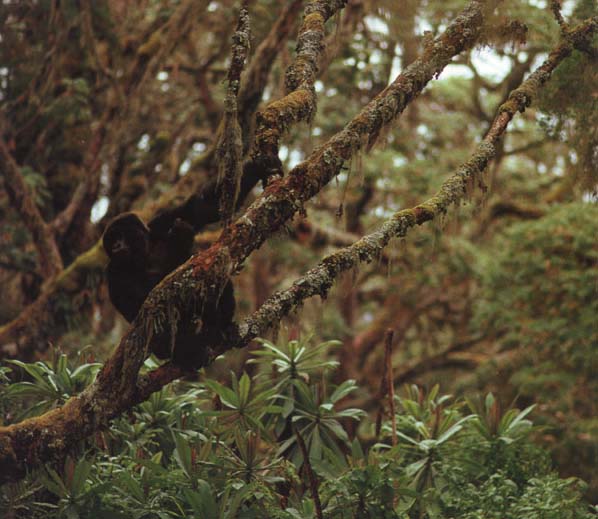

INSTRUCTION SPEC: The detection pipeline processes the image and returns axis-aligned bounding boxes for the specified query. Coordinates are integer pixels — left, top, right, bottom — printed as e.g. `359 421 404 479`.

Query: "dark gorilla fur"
103 209 235 366
102 159 277 366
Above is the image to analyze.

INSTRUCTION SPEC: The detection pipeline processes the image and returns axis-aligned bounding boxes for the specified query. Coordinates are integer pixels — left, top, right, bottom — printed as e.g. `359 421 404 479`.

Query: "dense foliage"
1 341 594 518
1 0 597 514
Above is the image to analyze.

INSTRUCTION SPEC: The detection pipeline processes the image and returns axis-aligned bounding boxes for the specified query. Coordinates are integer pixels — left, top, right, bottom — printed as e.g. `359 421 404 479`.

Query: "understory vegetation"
1 339 595 518
1 0 597 516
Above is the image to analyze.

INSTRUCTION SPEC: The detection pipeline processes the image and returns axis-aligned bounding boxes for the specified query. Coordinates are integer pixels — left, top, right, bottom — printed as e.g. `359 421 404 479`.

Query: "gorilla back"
102 210 235 368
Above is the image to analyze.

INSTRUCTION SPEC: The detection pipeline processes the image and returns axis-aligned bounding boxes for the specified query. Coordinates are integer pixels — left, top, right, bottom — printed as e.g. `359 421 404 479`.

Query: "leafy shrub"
0 338 594 518
472 203 598 497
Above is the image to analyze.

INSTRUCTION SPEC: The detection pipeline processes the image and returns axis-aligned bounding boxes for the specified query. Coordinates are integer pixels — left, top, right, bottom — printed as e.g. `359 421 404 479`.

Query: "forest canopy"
0 0 597 517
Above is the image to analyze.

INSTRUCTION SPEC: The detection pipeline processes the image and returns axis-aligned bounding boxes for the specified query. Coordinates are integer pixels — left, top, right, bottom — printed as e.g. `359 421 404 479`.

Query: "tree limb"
251 0 348 172
228 15 598 352
218 2 251 226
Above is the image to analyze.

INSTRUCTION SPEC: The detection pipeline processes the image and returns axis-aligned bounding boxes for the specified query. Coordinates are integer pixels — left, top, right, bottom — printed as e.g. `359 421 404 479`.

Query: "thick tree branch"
0 0 333 353
251 0 348 171
227 15 598 351
0 0 501 481
220 0 501 270
238 0 304 148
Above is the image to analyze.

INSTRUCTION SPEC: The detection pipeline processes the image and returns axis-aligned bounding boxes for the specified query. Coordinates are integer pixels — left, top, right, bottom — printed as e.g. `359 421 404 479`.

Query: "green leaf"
238 372 251 405
436 415 475 444
203 379 239 408
485 392 495 411
118 471 145 502
41 467 69 498
329 380 358 403
503 404 535 434
183 480 218 518
70 458 92 496
223 484 254 519
172 431 192 477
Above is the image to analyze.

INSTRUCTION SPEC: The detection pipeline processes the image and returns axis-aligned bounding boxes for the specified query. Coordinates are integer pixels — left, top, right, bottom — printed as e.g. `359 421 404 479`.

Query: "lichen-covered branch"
220 0 500 269
0 0 342 355
0 0 272 354
0 0 501 481
252 0 348 169
141 0 504 366
218 2 251 226
0 137 64 279
226 16 598 349
238 0 304 146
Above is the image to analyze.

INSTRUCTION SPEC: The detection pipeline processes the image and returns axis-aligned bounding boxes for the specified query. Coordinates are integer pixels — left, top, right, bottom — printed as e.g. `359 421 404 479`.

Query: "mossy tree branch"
6 0 586 484
0 0 330 355
251 0 348 173
238 0 304 149
218 2 251 226
226 16 598 350
0 0 499 482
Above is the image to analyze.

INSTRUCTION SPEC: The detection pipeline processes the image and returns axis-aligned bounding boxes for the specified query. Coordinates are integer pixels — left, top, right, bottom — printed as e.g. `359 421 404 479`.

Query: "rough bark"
2 4 593 484
229 15 598 352
218 2 250 225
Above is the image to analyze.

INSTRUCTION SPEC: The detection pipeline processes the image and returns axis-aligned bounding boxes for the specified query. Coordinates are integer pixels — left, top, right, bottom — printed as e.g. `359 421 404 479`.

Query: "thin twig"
550 0 569 33
294 424 323 519
375 329 392 438
384 329 397 446
374 330 397 443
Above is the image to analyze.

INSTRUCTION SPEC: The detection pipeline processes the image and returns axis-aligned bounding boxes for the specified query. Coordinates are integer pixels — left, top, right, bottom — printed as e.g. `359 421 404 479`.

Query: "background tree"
0 0 597 511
